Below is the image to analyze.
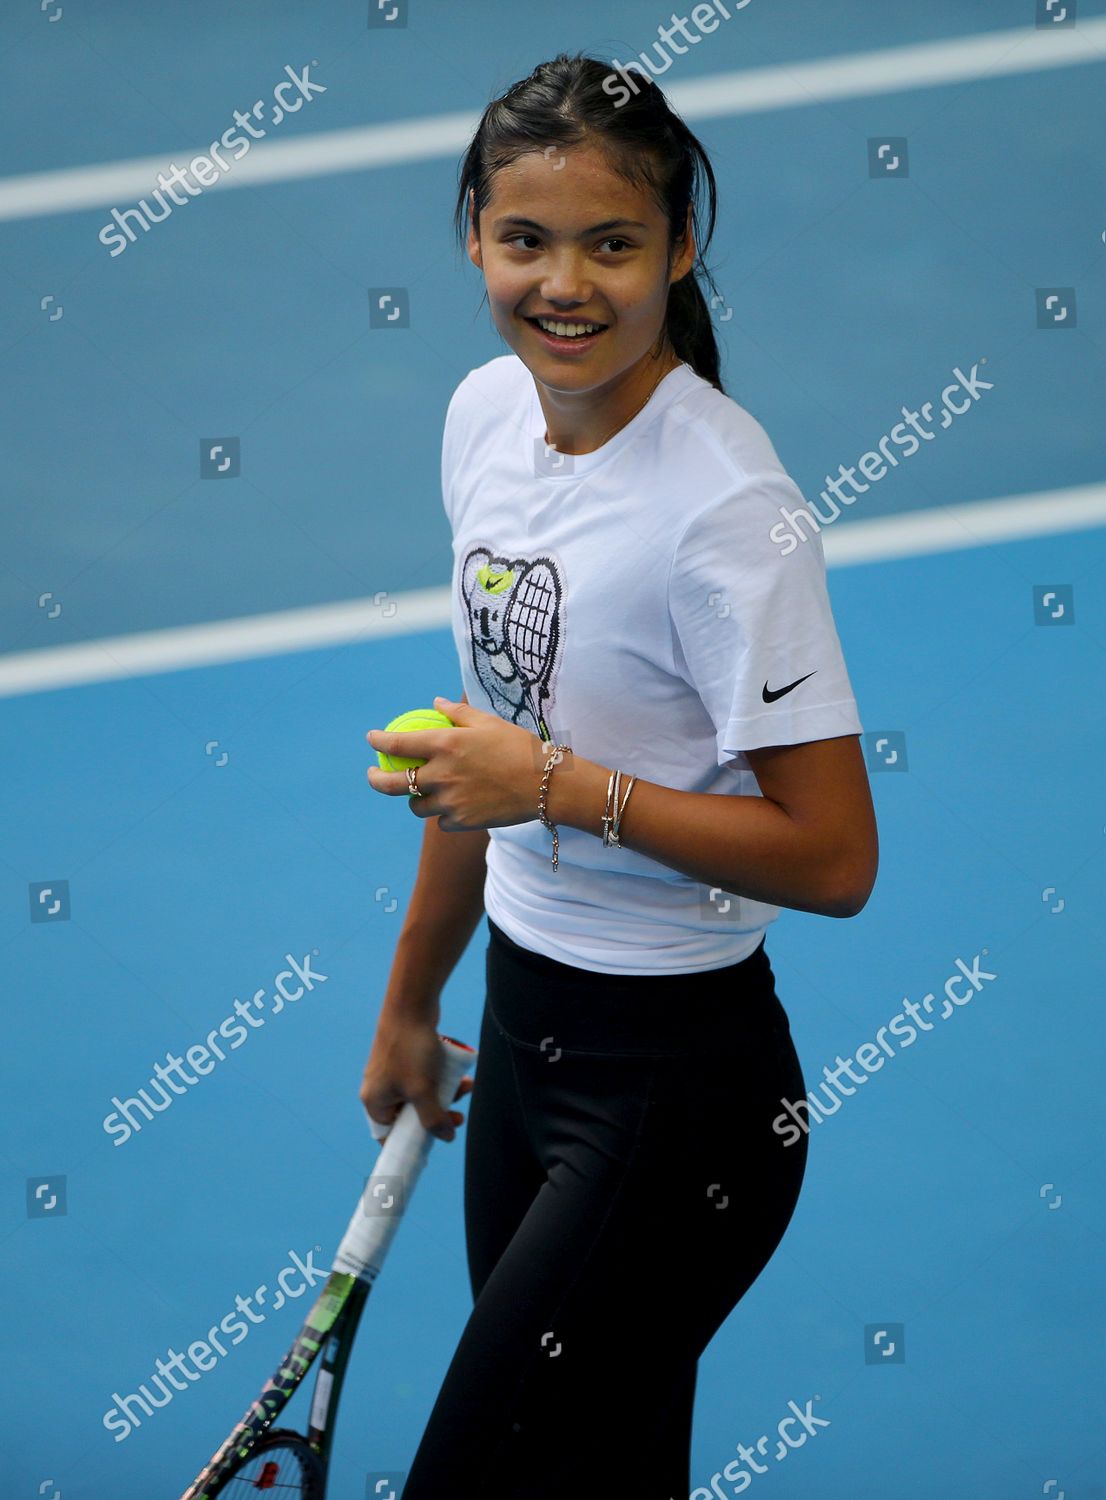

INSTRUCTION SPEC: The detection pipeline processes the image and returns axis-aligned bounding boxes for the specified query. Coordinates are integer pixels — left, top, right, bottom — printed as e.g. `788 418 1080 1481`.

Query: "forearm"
546 756 853 918
379 815 489 1026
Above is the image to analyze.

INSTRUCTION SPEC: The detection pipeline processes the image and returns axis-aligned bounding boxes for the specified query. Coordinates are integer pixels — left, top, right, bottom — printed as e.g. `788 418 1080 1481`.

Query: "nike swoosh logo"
762 670 817 703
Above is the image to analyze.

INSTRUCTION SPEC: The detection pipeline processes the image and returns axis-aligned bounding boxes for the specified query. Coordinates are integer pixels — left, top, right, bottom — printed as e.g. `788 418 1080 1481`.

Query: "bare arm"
377 691 488 1027
545 734 878 918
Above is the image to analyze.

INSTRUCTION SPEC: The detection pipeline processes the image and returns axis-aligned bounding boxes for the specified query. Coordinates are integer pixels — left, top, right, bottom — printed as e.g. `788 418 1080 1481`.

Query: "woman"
360 52 877 1499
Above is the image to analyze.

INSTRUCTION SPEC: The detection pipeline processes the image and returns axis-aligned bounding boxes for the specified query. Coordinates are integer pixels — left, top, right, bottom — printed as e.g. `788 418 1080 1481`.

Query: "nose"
538 249 595 308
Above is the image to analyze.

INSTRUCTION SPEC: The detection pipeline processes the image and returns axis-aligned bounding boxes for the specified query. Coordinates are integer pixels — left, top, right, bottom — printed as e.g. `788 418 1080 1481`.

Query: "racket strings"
507 569 556 681
220 1438 318 1496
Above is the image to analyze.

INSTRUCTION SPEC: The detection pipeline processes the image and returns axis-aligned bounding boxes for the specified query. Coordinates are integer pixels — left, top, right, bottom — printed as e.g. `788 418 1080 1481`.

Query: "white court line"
820 481 1106 564
1 20 1104 221
1 483 1103 699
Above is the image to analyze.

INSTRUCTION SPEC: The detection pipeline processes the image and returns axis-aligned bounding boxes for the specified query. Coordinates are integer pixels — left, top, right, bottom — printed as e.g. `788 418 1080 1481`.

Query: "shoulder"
665 370 781 469
445 353 531 425
659 370 812 549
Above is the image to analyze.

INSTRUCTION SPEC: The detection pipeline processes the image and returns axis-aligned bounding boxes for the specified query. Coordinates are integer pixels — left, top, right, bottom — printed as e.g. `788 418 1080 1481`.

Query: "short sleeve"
440 384 464 530
667 470 864 763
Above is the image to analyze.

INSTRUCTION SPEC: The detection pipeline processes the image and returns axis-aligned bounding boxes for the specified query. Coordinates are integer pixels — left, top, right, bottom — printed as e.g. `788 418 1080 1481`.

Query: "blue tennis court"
3 2 1104 1495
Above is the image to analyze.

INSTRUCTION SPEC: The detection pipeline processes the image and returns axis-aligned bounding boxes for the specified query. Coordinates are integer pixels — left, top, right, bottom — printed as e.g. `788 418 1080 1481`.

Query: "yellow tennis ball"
377 708 455 772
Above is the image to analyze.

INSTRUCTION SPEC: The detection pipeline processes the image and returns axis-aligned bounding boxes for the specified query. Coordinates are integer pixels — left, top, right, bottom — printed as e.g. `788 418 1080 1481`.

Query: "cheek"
484 263 527 307
610 274 670 324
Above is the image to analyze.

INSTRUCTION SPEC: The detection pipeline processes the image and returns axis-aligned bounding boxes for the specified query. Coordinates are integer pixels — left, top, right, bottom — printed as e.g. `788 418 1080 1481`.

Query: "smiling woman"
358 49 877 1500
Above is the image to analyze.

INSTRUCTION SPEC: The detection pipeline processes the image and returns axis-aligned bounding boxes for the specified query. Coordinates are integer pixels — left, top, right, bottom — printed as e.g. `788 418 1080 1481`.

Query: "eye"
503 234 633 253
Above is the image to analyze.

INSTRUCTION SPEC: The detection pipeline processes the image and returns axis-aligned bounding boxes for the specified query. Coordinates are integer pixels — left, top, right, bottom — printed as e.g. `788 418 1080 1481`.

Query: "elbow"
828 888 869 919
826 851 879 919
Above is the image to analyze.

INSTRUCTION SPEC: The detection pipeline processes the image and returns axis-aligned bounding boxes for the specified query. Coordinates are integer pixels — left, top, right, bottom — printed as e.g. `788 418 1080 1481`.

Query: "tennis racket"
503 559 560 744
179 1033 476 1499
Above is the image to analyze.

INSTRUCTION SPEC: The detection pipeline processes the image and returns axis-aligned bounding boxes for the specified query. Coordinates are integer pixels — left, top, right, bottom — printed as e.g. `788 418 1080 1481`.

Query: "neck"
538 349 682 456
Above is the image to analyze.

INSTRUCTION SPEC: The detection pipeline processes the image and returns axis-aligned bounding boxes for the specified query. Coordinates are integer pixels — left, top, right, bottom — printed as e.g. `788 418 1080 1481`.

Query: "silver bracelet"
602 769 637 848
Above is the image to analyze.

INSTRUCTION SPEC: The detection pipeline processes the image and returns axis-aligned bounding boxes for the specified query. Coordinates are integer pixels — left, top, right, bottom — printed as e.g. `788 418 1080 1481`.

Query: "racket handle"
331 1033 475 1279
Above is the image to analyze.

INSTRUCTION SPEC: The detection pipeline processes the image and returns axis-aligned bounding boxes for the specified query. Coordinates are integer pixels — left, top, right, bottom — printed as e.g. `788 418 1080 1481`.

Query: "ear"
671 204 696 283
466 191 483 270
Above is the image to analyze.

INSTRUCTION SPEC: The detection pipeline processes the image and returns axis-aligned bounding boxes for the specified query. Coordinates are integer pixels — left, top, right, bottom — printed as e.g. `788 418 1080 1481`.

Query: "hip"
484 914 796 1065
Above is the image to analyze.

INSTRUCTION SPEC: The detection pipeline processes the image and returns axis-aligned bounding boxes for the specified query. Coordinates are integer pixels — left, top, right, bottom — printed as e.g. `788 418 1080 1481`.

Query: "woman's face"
467 142 694 397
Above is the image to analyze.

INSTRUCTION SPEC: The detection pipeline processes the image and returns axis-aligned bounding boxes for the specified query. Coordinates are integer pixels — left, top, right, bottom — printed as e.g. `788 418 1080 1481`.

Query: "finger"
436 1104 464 1139
367 764 425 795
411 1089 456 1141
366 728 448 761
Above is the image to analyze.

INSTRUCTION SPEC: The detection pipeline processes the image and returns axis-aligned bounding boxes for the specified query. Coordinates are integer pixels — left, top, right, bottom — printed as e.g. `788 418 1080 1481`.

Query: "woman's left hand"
366 696 547 832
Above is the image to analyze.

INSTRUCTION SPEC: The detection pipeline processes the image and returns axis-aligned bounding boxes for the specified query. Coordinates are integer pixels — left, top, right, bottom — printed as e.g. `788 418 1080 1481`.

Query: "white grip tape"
332 1034 475 1279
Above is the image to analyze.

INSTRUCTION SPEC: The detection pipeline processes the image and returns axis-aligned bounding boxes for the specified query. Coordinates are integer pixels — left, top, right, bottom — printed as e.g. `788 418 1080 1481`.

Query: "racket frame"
179 1033 474 1500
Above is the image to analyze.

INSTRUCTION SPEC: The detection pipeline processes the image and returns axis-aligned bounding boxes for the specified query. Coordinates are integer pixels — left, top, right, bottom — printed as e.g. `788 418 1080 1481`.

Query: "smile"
526 316 608 350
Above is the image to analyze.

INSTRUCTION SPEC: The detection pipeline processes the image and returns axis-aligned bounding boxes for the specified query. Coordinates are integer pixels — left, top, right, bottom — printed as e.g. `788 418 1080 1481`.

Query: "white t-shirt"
442 353 864 975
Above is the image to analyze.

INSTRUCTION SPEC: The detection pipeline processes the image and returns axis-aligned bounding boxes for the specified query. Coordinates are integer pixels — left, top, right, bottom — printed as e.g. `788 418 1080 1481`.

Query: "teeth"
536 318 603 338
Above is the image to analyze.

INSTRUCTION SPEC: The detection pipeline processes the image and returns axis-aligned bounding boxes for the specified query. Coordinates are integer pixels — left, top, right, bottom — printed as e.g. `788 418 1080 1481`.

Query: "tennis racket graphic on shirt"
502 560 560 744
179 1034 476 1500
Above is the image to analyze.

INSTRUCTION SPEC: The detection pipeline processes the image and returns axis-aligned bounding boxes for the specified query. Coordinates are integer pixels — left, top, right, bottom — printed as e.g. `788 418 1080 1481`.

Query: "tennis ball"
377 708 455 772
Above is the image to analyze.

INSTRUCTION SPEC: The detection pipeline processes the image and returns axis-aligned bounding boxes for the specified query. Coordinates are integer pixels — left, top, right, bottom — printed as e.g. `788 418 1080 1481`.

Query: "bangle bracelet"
602 769 637 848
610 773 636 847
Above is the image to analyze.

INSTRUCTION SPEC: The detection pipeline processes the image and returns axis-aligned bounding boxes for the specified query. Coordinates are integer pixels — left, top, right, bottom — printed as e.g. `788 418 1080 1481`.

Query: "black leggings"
401 915 809 1499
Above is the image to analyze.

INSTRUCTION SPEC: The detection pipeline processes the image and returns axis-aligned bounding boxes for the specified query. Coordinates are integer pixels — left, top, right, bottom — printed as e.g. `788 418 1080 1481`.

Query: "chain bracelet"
541 747 638 867
538 742 573 871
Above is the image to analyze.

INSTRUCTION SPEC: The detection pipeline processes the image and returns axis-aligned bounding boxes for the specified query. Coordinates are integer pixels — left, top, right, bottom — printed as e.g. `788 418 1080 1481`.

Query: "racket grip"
332 1033 475 1280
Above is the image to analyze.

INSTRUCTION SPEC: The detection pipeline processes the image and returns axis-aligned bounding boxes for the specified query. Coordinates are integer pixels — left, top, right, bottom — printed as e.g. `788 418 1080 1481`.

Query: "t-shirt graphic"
460 543 564 743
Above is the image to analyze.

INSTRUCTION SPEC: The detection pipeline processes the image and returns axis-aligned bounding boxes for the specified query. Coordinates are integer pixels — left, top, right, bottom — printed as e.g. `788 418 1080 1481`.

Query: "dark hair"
453 51 727 394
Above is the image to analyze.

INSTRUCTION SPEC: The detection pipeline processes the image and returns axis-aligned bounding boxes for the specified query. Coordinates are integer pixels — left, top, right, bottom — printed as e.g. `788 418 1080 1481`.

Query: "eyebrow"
492 216 650 235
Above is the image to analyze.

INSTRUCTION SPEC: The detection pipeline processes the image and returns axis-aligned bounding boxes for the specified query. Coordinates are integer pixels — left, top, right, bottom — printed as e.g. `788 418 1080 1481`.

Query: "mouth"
524 315 609 352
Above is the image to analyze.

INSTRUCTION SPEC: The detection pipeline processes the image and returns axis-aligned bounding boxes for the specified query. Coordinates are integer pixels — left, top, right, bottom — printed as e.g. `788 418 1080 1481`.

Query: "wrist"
542 753 613 837
379 989 441 1029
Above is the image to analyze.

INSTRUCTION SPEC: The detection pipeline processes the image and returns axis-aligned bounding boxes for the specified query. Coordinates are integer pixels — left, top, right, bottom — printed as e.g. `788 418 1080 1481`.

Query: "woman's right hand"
359 1014 473 1144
